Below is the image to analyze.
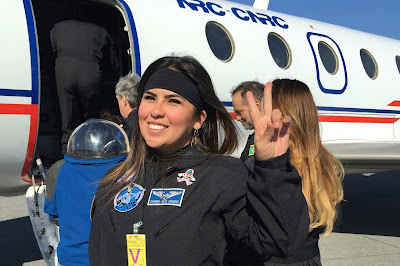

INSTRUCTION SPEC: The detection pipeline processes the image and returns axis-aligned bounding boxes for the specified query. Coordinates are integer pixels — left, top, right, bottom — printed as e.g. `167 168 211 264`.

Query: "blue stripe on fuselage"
222 101 400 115
22 0 39 105
0 0 39 104
117 0 141 76
317 106 400 115
0 88 35 98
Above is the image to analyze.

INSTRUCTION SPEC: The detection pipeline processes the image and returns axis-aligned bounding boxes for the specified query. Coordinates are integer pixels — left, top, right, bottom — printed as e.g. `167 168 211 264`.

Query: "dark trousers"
55 57 102 154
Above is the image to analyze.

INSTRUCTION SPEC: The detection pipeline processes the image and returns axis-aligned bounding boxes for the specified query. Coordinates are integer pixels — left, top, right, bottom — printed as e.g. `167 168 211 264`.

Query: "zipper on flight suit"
137 166 176 236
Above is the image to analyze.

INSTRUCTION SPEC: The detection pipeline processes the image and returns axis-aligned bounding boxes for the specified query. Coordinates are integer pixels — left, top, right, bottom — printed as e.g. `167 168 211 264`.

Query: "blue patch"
147 188 185 207
114 184 145 212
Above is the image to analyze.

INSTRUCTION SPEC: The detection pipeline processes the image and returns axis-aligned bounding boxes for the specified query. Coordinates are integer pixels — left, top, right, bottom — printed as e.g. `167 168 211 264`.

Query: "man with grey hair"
230 81 264 170
226 81 265 265
115 72 141 140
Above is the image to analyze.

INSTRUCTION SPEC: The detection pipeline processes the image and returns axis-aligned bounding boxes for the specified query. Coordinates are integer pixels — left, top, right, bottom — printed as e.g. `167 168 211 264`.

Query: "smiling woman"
88 55 309 266
138 67 207 153
139 88 206 153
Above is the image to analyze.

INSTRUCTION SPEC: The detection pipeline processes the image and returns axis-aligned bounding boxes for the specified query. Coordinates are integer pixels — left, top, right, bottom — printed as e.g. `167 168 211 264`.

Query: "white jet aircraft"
2 0 400 193
0 0 399 261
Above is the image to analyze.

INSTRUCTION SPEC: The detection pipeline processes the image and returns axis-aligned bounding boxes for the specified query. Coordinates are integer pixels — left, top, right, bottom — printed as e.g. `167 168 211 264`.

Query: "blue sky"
230 0 399 40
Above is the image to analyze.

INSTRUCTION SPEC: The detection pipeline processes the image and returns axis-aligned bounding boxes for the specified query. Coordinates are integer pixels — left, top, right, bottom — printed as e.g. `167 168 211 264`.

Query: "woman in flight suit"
89 56 309 265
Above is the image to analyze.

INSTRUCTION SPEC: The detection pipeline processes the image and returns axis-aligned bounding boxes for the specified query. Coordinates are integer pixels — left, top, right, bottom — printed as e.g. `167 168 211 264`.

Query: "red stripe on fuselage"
388 101 400 107
319 115 399 123
229 112 398 124
0 104 38 179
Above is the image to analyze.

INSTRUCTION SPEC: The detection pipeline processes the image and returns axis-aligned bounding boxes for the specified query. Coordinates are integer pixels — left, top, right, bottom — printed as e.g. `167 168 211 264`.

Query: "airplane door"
307 32 348 94
0 0 39 189
116 0 141 75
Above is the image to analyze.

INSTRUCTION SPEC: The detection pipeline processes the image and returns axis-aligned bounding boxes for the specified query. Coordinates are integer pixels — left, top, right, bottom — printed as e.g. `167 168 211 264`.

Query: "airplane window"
205 22 234 62
268 33 291 69
318 41 338 74
360 49 378 79
396 56 400 74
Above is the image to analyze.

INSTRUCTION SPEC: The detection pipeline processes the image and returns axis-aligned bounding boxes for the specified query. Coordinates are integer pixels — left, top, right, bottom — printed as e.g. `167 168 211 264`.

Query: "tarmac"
1 170 399 266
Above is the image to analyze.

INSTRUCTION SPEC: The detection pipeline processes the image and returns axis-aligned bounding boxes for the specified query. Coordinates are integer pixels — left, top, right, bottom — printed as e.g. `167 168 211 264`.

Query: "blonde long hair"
272 79 344 235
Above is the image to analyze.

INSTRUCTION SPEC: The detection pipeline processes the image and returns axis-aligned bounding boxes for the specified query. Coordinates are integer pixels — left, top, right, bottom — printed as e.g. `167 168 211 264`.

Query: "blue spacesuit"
44 119 129 266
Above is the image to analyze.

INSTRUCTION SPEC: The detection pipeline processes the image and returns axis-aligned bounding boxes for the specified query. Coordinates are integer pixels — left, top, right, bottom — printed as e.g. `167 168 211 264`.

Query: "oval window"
268 33 291 69
318 41 338 74
205 22 234 62
360 49 378 79
396 56 400 74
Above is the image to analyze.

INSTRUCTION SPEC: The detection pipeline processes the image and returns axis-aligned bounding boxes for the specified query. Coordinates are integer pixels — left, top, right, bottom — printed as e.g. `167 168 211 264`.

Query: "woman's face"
139 88 206 153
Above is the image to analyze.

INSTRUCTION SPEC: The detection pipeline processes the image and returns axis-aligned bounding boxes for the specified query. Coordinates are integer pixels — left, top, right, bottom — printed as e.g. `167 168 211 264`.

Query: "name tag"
147 188 185 207
126 234 146 265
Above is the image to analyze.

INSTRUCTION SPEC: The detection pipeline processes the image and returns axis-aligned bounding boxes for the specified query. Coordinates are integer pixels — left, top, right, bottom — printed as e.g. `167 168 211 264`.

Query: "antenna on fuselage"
253 0 270 10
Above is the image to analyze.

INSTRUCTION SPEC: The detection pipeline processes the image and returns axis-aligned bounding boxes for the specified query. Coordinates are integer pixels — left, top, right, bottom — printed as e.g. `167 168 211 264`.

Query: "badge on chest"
177 168 196 186
147 188 185 207
126 234 146 266
114 183 146 212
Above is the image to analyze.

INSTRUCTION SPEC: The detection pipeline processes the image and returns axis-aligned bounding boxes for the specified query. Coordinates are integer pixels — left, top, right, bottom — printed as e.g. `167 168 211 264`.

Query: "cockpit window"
268 33 291 69
360 49 378 79
318 41 338 74
205 21 234 62
396 56 400 74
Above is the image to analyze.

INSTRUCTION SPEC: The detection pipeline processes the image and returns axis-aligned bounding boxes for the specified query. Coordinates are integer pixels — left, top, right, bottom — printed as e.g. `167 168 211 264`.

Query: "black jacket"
50 20 118 74
240 133 255 172
89 146 309 265
240 135 322 265
124 109 138 141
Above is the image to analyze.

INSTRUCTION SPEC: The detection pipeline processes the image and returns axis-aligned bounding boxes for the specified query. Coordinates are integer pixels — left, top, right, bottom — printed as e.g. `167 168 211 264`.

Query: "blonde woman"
239 78 344 265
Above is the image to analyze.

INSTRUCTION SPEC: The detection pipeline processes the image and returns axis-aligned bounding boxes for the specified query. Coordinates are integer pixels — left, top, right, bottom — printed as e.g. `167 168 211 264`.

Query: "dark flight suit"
123 109 138 141
239 134 323 266
50 20 117 153
240 133 255 172
89 146 309 265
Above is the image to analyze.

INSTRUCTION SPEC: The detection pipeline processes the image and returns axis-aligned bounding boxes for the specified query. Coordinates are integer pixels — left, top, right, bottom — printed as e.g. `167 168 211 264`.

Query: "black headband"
144 68 205 110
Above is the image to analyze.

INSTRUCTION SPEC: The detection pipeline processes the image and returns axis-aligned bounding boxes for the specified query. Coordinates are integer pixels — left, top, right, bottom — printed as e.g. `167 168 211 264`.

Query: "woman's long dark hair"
99 55 238 196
